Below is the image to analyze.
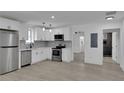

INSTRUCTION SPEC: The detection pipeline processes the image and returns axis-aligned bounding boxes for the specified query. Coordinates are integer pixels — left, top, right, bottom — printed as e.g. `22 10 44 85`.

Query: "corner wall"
71 22 121 65
72 23 103 65
120 20 124 71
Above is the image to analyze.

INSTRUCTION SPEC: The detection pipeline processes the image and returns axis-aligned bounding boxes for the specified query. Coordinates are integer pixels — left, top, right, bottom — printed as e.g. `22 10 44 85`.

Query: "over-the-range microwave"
54 34 64 41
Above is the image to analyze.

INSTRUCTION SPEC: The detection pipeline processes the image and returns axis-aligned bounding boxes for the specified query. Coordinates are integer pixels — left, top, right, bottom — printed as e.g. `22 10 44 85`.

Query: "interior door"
112 32 117 63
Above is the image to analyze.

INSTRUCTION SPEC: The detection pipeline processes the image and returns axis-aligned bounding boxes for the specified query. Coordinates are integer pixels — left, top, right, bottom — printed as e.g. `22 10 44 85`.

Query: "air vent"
106 11 117 16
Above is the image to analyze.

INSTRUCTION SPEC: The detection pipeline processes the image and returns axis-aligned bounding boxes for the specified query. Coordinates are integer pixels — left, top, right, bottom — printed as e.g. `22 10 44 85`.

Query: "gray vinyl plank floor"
0 60 124 81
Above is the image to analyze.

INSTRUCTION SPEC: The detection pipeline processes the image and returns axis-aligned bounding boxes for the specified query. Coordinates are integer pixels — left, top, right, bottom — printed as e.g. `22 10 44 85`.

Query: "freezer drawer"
21 50 31 67
0 47 19 74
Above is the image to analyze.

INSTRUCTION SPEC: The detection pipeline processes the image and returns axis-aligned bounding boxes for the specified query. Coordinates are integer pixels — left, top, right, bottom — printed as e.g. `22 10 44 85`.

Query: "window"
26 28 34 44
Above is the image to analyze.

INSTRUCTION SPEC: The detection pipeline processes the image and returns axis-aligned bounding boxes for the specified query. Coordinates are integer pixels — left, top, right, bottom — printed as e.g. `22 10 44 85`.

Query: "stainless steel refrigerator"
0 29 19 74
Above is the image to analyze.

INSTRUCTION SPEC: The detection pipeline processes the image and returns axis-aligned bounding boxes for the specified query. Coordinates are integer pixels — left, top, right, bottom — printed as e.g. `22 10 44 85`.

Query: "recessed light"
105 16 114 20
51 16 55 19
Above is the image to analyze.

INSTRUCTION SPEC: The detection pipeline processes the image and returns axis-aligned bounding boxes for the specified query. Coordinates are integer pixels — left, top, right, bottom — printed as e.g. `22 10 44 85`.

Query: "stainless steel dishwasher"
21 50 31 67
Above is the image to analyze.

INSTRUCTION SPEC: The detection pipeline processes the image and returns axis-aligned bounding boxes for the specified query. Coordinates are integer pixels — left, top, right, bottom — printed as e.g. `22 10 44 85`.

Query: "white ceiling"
0 11 124 27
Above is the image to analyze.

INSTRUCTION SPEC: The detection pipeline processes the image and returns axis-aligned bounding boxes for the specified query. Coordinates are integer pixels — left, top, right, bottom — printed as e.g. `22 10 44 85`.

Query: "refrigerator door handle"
0 46 18 48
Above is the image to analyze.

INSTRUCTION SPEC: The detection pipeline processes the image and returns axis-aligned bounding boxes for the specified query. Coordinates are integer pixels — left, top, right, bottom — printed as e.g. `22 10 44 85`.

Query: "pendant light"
49 24 52 32
105 16 114 20
42 22 46 31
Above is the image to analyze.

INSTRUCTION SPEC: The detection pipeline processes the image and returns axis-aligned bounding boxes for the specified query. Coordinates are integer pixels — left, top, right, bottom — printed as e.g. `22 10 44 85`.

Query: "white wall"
71 22 121 65
72 23 103 65
80 36 85 52
73 32 84 53
120 20 124 71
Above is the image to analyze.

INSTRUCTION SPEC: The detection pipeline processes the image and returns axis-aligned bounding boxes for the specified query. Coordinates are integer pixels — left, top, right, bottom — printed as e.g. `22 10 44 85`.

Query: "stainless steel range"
52 48 62 62
52 44 65 62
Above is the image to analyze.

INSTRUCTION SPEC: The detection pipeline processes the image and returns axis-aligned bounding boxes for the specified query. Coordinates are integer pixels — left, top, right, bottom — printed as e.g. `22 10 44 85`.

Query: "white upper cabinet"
34 27 43 40
52 27 71 41
0 17 28 40
45 29 54 41
19 24 28 40
0 17 20 31
53 28 64 35
33 27 54 41
19 25 72 41
34 27 50 41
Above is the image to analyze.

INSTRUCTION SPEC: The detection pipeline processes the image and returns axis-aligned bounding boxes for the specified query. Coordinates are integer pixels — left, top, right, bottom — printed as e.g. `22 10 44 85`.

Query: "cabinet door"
19 25 28 40
0 18 20 31
32 50 39 64
47 48 52 60
54 28 63 35
50 29 55 41
8 21 20 31
35 27 55 41
36 28 43 40
39 49 45 60
45 30 53 41
32 49 46 64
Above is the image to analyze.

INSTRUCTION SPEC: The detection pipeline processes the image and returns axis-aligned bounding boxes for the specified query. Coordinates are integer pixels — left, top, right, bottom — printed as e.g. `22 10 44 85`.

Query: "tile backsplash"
46 41 72 48
20 40 72 49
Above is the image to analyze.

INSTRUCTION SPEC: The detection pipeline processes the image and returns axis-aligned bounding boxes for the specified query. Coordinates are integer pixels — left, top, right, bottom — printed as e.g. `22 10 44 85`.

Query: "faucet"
30 43 34 48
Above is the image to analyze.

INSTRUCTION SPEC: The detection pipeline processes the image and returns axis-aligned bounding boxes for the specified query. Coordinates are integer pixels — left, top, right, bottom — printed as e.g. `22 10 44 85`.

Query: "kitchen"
19 25 73 67
0 11 124 81
0 0 123 93
0 16 73 74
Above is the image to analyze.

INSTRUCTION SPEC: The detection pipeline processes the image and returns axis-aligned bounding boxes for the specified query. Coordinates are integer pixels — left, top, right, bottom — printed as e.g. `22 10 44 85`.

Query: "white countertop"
19 47 52 51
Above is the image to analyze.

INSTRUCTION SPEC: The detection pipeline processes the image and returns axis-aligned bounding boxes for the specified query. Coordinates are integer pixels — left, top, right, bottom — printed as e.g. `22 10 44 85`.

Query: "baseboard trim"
120 65 124 72
84 61 103 65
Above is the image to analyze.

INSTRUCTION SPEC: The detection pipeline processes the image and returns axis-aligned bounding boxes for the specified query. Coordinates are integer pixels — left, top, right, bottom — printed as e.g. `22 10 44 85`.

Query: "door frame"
103 28 120 64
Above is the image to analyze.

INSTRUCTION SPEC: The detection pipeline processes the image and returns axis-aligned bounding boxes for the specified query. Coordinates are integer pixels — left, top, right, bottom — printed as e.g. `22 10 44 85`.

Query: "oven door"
52 49 62 61
52 49 61 56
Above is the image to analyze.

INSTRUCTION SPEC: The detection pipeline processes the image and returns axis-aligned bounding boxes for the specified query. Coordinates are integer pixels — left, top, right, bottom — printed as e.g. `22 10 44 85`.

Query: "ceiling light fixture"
41 22 53 32
42 22 46 31
49 24 52 32
51 16 55 19
105 16 114 20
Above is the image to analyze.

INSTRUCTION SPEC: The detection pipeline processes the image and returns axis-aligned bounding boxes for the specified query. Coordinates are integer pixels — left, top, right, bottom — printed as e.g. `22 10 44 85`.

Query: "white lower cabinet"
31 48 51 64
46 48 52 60
32 49 45 64
62 48 73 62
21 47 73 65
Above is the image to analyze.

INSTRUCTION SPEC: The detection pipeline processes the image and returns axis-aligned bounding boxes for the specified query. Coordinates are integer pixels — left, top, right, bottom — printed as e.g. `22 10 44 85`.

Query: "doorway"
103 32 112 63
103 29 120 64
73 31 85 63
